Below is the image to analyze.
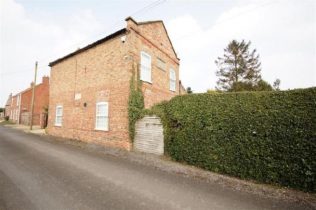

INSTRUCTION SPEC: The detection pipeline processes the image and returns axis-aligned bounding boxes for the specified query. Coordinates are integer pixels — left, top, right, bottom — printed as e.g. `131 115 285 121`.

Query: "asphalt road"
0 126 311 210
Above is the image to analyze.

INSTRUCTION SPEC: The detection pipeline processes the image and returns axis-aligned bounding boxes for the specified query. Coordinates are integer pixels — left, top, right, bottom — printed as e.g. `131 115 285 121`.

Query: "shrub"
157 88 316 192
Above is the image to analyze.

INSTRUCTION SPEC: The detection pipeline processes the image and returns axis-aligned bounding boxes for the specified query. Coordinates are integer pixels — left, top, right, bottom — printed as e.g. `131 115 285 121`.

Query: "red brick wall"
20 77 49 125
47 35 133 150
47 18 180 150
126 19 180 108
7 77 49 125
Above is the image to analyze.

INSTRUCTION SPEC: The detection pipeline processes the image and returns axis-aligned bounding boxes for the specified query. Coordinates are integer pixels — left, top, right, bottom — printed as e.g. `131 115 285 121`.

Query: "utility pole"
30 61 38 130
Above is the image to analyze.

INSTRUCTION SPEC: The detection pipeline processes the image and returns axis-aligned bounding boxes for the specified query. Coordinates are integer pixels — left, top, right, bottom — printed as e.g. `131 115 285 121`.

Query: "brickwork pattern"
47 18 180 150
7 77 49 125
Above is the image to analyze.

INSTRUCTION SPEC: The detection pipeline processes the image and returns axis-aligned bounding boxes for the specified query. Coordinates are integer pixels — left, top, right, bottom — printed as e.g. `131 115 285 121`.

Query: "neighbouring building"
9 93 21 124
4 93 12 119
179 80 187 95
47 17 180 150
0 110 4 119
6 76 49 127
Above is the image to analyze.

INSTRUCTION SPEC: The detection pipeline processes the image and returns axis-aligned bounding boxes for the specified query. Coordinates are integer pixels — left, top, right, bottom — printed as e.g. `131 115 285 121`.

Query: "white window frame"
95 102 109 131
140 51 152 83
169 68 176 91
55 105 63 126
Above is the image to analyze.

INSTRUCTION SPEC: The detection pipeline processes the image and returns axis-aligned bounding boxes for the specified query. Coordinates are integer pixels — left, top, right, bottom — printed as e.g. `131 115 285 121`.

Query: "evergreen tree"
273 79 281 90
186 87 193 94
215 40 263 91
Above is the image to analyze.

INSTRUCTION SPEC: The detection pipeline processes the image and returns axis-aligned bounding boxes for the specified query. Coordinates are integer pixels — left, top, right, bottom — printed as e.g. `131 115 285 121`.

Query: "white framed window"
140 51 152 83
55 105 63 126
169 68 176 91
95 102 109 131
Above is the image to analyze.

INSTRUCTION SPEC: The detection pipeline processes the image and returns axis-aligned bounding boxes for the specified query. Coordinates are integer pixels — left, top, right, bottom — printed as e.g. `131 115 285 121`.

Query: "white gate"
134 115 164 155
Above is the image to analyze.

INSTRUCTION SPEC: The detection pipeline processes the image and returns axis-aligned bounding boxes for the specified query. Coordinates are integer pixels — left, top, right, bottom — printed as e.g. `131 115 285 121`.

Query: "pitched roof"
125 16 162 25
49 28 127 67
126 17 179 60
49 17 179 67
10 77 49 99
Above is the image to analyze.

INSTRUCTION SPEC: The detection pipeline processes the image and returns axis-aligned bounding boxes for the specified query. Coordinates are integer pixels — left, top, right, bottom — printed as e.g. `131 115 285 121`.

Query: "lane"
0 126 309 210
0 170 35 210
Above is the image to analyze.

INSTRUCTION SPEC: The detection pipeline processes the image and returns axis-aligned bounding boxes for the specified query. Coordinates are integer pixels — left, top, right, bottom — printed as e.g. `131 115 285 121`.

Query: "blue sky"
1 0 315 105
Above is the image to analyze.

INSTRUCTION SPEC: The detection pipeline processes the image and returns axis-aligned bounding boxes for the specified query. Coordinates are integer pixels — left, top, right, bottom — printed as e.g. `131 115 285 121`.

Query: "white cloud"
0 0 315 105
0 0 104 105
166 0 316 92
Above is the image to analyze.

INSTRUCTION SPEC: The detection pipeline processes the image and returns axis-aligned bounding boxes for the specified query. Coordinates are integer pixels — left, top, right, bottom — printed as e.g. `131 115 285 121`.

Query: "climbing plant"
128 66 144 141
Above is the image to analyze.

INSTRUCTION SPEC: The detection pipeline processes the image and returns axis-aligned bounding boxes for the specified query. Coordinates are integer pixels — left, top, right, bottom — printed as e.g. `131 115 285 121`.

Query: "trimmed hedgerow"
157 88 316 192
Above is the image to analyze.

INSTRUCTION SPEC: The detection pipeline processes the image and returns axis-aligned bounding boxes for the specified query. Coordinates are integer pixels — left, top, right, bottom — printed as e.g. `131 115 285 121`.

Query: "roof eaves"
49 28 127 67
138 20 163 25
125 16 138 24
133 18 179 60
159 22 180 60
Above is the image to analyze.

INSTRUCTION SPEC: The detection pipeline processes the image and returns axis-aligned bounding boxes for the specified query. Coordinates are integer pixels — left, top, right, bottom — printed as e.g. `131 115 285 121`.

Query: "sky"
0 0 315 106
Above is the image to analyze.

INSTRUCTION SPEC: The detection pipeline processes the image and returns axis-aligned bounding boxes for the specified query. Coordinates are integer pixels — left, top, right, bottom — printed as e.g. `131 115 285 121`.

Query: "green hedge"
157 88 316 192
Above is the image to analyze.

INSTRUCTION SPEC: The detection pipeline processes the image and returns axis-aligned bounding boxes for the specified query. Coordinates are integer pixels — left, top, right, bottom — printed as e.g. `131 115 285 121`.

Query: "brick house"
4 93 12 119
7 93 22 124
7 76 49 127
47 17 180 150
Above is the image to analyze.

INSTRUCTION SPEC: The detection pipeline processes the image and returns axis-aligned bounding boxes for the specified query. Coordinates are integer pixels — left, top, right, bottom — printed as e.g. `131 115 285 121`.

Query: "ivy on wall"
128 67 144 141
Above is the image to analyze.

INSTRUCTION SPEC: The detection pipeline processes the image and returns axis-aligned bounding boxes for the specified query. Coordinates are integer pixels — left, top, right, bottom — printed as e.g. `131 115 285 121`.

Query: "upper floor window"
170 68 176 91
140 51 151 83
55 105 63 126
95 102 109 131
157 57 166 71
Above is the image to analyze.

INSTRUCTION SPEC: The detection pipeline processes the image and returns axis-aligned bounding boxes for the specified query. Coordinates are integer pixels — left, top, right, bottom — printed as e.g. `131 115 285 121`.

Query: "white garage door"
134 115 164 155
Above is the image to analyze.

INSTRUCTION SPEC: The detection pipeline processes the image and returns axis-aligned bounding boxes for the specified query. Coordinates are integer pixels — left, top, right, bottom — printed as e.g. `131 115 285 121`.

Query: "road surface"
0 126 310 210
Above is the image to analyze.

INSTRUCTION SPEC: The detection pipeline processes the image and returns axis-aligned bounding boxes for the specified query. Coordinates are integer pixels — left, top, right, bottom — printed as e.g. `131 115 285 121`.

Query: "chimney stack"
125 16 138 30
42 76 49 84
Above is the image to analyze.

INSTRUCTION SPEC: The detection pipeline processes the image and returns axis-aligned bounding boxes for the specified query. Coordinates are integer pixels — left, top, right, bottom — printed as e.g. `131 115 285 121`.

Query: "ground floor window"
95 102 109 131
55 105 63 126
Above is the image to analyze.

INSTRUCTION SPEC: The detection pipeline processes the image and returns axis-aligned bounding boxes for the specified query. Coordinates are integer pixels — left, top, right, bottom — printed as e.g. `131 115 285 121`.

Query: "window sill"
94 128 109 132
54 124 62 127
141 80 152 84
